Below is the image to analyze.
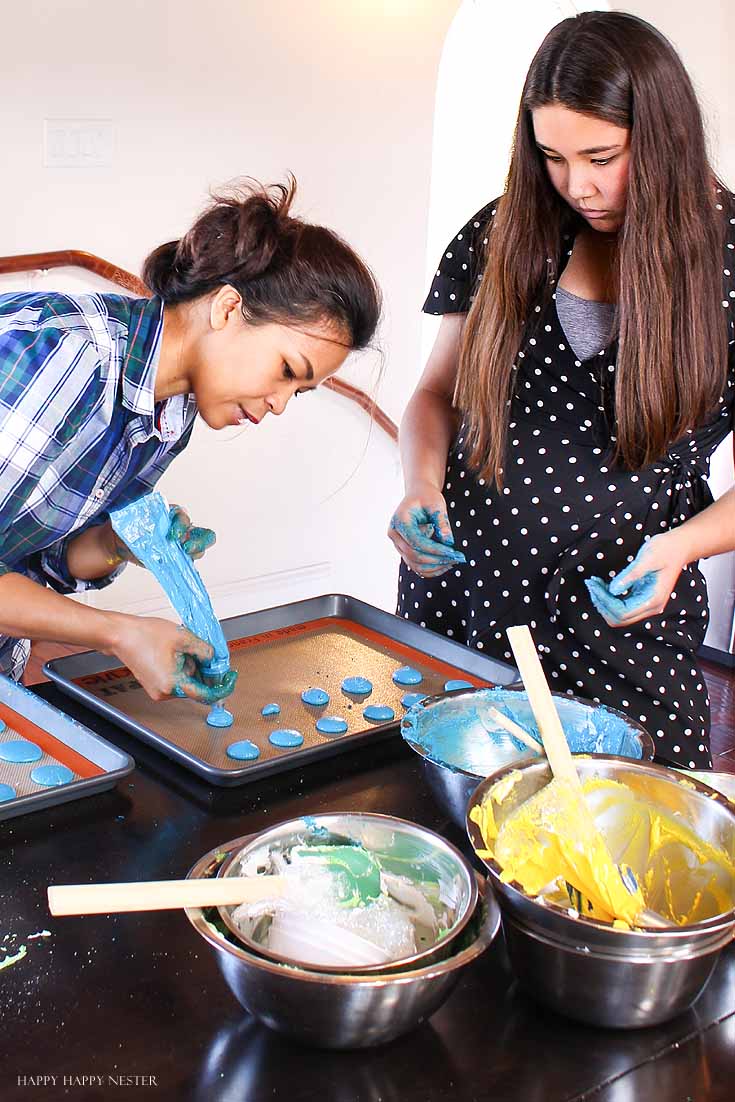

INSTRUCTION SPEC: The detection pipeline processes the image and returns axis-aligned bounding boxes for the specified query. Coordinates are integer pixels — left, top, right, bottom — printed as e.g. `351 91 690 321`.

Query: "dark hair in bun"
142 177 380 349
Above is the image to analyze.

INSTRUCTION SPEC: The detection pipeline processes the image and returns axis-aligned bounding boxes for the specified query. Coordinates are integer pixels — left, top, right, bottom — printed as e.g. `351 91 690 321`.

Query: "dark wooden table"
2 684 734 1102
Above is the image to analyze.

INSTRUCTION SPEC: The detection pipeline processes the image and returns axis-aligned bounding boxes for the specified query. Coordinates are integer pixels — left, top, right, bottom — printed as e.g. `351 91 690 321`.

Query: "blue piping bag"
109 492 231 684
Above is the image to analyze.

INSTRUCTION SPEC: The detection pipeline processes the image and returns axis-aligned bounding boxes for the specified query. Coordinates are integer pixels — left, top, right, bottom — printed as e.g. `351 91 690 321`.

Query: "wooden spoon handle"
47 875 286 916
506 625 581 788
484 705 543 754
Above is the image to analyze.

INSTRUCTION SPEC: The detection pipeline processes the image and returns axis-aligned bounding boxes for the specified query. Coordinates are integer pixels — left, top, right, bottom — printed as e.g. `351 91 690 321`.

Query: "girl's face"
531 104 631 233
190 288 350 430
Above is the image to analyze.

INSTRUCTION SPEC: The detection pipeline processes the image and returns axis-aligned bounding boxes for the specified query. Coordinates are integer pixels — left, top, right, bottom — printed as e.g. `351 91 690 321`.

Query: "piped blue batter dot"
316 716 348 735
392 666 423 686
206 704 234 728
261 703 281 717
363 705 395 722
401 692 427 708
31 764 75 787
0 783 16 802
0 739 43 763
444 679 474 692
341 676 372 695
269 729 304 749
226 740 260 761
301 687 329 707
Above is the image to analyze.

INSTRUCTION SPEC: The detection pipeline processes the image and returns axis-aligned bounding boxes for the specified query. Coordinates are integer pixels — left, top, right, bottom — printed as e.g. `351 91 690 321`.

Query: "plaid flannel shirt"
0 291 197 678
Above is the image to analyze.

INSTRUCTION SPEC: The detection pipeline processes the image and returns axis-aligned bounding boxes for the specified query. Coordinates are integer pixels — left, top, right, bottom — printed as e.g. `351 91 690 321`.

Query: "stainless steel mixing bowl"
466 757 735 1029
402 686 655 830
215 812 478 973
185 835 500 1049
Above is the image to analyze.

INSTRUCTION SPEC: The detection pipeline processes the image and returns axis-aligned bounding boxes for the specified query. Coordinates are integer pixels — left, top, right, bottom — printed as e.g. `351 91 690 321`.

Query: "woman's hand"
388 483 466 578
112 505 216 566
166 505 216 560
585 530 690 628
70 507 216 580
107 613 236 703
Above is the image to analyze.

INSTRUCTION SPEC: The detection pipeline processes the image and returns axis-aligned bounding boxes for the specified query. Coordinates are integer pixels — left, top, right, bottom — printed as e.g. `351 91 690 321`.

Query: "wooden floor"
25 642 735 774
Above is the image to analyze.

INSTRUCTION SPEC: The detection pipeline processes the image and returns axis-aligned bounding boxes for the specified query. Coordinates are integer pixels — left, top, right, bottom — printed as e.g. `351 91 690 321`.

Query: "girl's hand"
107 506 216 569
166 505 216 561
585 530 690 628
108 614 236 703
388 484 466 578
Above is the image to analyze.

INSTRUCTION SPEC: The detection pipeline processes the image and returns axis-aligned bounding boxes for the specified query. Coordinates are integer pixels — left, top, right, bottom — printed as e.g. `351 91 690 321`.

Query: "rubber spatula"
505 625 672 928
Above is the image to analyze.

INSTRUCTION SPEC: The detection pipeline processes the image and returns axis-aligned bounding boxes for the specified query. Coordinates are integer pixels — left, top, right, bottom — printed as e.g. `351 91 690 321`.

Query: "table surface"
2 684 733 1102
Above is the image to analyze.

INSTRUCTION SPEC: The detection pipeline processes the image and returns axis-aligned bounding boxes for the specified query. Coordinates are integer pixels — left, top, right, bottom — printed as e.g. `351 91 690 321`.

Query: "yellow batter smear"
470 775 735 927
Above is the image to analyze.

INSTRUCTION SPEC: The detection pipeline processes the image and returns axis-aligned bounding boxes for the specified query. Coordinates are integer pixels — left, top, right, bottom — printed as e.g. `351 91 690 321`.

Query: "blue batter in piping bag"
109 492 236 719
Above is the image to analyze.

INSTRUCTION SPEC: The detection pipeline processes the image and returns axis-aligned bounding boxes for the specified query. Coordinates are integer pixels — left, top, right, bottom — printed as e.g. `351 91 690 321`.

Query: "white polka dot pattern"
401 193 735 769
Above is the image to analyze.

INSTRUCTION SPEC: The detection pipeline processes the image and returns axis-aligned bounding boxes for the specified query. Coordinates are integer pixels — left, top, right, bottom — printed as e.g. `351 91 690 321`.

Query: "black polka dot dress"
398 193 735 768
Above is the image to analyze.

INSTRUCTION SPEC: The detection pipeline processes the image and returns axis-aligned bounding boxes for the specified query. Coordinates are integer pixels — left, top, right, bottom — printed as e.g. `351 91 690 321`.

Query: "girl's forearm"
0 571 123 653
676 485 735 563
400 389 459 494
65 521 127 581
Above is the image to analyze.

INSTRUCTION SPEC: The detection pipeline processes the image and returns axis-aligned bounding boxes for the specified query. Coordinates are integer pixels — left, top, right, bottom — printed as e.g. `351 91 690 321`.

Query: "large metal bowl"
402 686 654 830
215 812 478 973
185 835 500 1049
466 757 735 1029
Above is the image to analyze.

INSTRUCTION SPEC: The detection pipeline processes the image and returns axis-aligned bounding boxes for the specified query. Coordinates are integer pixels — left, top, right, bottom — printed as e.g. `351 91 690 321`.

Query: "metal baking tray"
0 675 135 821
44 593 516 787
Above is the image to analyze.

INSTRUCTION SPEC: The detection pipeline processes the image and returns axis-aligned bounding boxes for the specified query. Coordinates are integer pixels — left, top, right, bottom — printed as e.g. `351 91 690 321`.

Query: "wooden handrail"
0 249 398 442
0 250 148 295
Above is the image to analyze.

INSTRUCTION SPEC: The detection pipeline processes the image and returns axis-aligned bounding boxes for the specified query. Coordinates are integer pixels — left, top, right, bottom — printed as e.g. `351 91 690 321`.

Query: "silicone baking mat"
0 675 135 820
44 594 516 786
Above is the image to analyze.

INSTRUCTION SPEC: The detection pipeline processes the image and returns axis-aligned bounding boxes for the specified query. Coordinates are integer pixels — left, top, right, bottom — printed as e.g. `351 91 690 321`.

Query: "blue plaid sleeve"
0 325 101 575
34 417 196 593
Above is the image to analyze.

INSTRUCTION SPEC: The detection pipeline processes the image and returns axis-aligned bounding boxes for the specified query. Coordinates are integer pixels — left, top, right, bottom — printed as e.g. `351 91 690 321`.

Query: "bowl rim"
401 686 655 777
465 754 735 940
213 811 479 974
185 833 499 987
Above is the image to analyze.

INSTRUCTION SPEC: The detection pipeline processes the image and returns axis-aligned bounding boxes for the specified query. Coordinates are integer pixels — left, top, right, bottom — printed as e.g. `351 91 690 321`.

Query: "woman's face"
531 104 631 233
190 288 350 430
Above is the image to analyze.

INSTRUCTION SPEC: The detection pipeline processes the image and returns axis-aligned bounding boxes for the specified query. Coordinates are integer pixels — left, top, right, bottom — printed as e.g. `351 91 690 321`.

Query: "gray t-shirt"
556 286 616 361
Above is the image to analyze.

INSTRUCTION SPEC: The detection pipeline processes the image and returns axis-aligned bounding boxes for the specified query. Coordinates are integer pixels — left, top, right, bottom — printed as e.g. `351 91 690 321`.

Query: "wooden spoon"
483 704 543 755
505 625 672 929
505 626 581 787
48 875 287 917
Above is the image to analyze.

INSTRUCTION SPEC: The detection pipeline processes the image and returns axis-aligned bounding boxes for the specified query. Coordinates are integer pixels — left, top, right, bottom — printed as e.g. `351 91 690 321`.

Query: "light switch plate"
44 119 115 167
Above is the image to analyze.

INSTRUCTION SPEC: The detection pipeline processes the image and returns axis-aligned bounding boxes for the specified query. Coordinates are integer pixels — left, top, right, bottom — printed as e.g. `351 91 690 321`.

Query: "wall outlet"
44 119 114 167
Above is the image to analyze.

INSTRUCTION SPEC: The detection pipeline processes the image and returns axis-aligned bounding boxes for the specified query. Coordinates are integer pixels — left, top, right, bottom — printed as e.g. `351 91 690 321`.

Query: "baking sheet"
0 675 135 821
44 594 517 786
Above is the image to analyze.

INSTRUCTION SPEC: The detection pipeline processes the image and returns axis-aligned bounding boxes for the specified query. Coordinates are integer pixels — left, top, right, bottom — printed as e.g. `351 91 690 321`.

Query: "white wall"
0 0 459 619
625 1 734 183
622 1 735 652
1 1 732 648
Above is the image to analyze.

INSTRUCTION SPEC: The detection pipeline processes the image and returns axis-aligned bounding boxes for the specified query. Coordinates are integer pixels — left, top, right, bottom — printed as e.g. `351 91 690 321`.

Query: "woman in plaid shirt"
0 180 381 703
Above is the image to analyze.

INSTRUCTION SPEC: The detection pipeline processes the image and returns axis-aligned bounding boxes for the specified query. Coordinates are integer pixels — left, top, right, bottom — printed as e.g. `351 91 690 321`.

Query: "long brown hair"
457 11 728 486
143 177 381 351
